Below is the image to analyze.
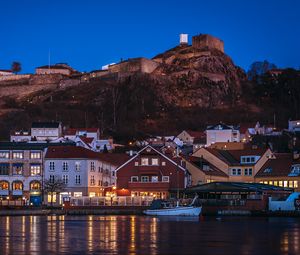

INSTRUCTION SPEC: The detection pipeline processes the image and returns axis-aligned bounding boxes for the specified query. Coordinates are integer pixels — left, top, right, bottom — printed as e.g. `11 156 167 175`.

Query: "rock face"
149 39 246 108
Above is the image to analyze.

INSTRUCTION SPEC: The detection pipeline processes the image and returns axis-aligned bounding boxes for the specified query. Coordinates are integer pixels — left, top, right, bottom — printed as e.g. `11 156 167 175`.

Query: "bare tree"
11 61 22 74
44 177 66 207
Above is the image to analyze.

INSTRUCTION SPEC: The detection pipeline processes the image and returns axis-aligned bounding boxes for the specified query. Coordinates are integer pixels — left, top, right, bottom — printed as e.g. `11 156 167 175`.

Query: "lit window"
274 181 278 186
152 158 159 165
288 181 294 188
141 158 149 166
294 181 298 188
0 151 9 159
47 193 56 203
30 152 41 159
134 162 139 166
278 181 283 187
30 164 41 176
13 152 23 159
283 181 288 187
162 162 166 166
268 181 273 185
13 164 23 175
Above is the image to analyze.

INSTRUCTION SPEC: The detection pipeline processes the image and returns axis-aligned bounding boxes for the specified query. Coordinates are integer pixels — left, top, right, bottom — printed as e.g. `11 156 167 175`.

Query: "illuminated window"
30 152 41 159
141 158 149 166
0 151 9 159
134 161 139 166
13 164 23 175
151 158 159 165
162 162 166 166
283 181 288 187
74 192 82 197
268 181 273 185
12 181 23 190
274 181 278 186
13 152 23 159
30 164 41 176
30 181 41 190
0 181 9 190
279 181 283 187
48 193 56 203
288 181 294 188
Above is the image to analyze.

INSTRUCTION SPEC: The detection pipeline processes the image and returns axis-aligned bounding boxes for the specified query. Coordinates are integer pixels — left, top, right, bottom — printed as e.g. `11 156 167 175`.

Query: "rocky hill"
0 35 292 141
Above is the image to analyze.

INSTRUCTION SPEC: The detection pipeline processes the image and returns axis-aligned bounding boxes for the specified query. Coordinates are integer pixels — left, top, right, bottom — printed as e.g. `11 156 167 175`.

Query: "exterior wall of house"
177 131 194 145
116 151 187 198
0 148 44 204
31 126 62 141
206 129 240 146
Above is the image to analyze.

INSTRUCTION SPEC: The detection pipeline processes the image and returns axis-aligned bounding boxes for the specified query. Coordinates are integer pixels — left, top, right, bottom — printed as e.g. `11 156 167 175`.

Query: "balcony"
128 181 170 190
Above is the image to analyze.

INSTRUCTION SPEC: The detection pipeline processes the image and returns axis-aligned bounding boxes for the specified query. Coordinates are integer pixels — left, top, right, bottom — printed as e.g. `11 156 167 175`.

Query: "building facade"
0 143 45 205
115 145 190 199
31 122 62 141
206 123 240 146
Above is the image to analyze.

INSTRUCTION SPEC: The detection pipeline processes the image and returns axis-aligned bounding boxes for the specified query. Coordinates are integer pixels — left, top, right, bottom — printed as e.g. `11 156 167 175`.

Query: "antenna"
48 48 51 70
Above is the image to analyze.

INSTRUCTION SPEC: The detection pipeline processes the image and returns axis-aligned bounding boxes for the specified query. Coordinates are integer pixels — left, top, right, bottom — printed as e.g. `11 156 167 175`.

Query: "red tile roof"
256 153 300 177
45 146 129 167
186 130 205 138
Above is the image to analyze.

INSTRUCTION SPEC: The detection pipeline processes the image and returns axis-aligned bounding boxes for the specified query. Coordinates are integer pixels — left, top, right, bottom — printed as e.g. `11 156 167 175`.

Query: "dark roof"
0 69 12 72
0 142 75 151
186 182 293 193
256 153 300 177
36 64 73 70
32 122 61 128
205 147 267 166
186 156 228 177
206 123 237 131
185 130 205 138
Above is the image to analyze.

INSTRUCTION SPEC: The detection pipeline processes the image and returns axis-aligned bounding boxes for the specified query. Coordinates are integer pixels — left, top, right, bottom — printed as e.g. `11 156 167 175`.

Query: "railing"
70 196 154 207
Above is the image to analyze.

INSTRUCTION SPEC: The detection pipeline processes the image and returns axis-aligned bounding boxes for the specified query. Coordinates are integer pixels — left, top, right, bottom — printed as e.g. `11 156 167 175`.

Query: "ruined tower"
192 34 224 53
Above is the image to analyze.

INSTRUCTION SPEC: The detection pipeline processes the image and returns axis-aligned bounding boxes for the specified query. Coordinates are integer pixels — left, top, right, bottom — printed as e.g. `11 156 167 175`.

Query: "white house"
44 146 128 205
0 69 14 76
31 122 62 141
206 123 240 146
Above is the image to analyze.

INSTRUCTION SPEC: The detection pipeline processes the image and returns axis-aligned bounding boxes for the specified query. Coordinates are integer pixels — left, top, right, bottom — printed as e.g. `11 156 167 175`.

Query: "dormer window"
264 167 272 173
241 156 257 164
288 165 300 177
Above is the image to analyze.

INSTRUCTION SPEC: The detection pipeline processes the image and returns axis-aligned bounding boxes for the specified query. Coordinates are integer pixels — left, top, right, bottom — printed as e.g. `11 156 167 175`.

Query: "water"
0 215 299 255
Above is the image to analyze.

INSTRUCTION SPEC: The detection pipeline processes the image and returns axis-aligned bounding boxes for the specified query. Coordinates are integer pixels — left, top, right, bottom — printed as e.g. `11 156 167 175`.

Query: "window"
294 181 298 188
75 162 81 171
112 171 115 177
49 175 55 183
141 176 149 182
151 158 159 165
75 175 81 184
0 164 9 175
274 181 278 186
30 152 41 159
30 181 41 190
0 181 9 190
49 162 55 171
62 162 68 171
278 181 283 187
283 181 288 187
151 176 158 182
48 193 56 203
90 162 95 172
13 152 23 159
288 181 294 188
63 175 68 184
13 164 23 175
30 164 41 176
134 162 139 166
162 176 169 182
74 192 82 197
0 151 9 159
90 175 95 185
231 169 236 175
12 182 23 190
131 176 139 182
244 168 253 176
141 158 149 166
162 161 166 166
231 169 241 176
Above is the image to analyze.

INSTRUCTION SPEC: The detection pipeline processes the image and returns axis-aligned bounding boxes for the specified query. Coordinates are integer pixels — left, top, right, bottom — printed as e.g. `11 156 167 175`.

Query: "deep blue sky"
1 0 299 73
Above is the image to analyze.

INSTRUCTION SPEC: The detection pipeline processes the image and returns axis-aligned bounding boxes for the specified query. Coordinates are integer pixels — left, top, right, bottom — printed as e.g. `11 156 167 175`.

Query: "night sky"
1 0 299 73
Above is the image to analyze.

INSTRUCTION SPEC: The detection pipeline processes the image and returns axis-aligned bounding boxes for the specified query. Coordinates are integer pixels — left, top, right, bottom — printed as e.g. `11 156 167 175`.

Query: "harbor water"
0 215 299 255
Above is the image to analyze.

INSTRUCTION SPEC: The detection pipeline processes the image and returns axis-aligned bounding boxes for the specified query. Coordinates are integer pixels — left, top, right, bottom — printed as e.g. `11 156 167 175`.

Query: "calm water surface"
0 215 299 255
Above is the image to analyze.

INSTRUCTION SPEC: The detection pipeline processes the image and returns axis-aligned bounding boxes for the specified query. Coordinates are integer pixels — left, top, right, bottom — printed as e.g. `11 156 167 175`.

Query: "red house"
115 145 190 199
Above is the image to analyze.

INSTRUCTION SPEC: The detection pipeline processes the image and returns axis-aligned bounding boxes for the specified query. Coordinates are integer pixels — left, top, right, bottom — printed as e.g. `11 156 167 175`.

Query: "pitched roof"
45 145 129 167
79 136 94 144
186 156 228 177
185 130 205 138
65 128 99 135
32 122 60 128
256 153 300 177
205 147 267 166
206 123 237 131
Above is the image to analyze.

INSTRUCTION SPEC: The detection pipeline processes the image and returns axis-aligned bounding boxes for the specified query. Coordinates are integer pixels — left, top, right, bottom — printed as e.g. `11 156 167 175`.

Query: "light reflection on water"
0 216 299 255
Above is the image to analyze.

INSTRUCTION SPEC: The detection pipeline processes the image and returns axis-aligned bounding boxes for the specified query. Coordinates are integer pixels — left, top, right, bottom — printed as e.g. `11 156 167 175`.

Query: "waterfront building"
0 142 45 205
31 122 62 141
44 146 128 205
115 145 191 199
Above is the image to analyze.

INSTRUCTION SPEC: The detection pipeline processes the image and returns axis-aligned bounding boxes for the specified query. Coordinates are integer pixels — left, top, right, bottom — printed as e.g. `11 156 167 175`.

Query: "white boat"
143 205 202 216
143 195 201 216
